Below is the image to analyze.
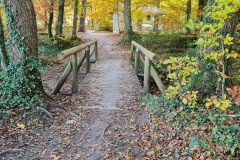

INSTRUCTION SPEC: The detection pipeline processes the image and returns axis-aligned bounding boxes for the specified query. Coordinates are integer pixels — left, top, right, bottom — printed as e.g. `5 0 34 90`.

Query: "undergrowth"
38 34 82 56
136 32 197 57
0 57 44 120
143 94 240 157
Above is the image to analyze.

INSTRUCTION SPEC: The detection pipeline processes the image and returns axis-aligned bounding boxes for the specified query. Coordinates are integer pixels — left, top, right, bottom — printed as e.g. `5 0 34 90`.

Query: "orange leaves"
226 85 240 105
48 154 61 160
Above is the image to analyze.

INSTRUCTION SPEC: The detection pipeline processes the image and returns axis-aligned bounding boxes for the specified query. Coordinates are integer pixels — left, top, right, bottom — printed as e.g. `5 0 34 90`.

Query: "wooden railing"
52 40 98 95
130 41 166 94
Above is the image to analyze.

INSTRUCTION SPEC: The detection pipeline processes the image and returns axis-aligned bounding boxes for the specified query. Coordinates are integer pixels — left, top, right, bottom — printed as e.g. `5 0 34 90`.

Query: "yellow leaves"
17 123 25 130
63 137 70 141
226 52 238 59
128 125 136 129
205 95 232 111
49 154 61 160
181 91 198 108
165 86 179 100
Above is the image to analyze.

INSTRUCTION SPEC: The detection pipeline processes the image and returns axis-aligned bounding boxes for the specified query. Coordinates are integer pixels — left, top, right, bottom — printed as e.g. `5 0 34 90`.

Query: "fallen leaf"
42 149 47 155
128 125 136 129
168 139 179 148
49 154 61 160
91 144 99 147
17 123 25 130
182 98 188 104
63 137 69 141
155 146 161 151
76 153 82 158
147 150 155 156
66 120 76 124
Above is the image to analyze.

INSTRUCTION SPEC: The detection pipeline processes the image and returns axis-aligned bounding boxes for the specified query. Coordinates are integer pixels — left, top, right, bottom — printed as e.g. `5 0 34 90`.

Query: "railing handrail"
58 40 97 60
52 40 98 95
130 41 166 94
132 41 159 62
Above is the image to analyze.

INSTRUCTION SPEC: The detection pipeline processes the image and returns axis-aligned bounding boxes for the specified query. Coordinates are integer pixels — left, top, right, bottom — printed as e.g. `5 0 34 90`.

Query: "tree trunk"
186 0 192 34
48 0 54 40
44 10 48 31
137 19 143 31
56 0 65 37
0 13 9 69
153 0 160 32
124 0 133 39
78 0 87 32
72 0 79 36
198 0 207 21
3 0 46 95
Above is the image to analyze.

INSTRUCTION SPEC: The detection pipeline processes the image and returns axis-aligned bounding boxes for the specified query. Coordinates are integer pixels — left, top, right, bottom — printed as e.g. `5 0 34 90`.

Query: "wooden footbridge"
52 36 165 102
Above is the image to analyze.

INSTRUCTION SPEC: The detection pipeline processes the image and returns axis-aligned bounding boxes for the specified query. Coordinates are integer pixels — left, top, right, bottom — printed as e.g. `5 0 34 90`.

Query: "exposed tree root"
37 107 54 120
101 122 118 146
69 112 81 119
0 149 24 157
46 100 65 110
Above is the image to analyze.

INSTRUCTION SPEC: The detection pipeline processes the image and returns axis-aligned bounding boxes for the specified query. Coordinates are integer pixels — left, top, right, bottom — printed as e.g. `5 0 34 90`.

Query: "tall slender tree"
124 0 134 39
186 0 192 34
56 0 65 37
198 0 207 21
72 0 79 36
153 0 161 32
0 13 9 69
78 0 86 32
48 0 54 40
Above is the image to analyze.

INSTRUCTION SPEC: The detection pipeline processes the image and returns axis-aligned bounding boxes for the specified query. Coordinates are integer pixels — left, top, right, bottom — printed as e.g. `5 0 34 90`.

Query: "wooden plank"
95 41 98 61
143 57 151 94
134 48 140 75
52 62 72 94
77 52 86 71
52 51 86 94
71 53 78 93
132 41 159 62
140 55 166 93
130 43 134 62
150 66 166 93
86 46 91 73
58 40 97 60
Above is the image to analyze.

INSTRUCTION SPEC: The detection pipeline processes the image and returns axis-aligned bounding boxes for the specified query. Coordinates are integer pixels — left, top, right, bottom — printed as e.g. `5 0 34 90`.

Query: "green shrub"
0 57 44 117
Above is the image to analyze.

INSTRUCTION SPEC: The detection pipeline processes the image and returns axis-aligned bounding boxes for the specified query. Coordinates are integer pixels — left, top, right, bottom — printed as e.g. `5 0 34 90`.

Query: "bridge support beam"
71 53 78 93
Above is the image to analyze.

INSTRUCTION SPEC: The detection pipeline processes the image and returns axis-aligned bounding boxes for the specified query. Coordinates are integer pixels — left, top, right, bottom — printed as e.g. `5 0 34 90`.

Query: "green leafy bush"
0 57 44 117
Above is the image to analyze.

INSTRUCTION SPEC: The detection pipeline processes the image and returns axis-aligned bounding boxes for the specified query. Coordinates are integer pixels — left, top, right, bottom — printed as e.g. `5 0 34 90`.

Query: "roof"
139 6 165 15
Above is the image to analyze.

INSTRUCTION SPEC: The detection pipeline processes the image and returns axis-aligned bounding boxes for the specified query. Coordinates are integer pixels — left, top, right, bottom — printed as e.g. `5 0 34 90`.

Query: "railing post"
95 41 98 61
130 42 134 62
86 46 91 73
143 57 151 94
71 53 78 94
134 48 140 75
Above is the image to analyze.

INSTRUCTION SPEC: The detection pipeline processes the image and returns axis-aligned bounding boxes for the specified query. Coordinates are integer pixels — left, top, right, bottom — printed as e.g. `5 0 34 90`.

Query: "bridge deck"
68 32 145 159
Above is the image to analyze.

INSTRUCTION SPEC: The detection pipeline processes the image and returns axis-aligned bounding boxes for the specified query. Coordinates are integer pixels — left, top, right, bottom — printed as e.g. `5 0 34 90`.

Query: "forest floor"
0 31 237 160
